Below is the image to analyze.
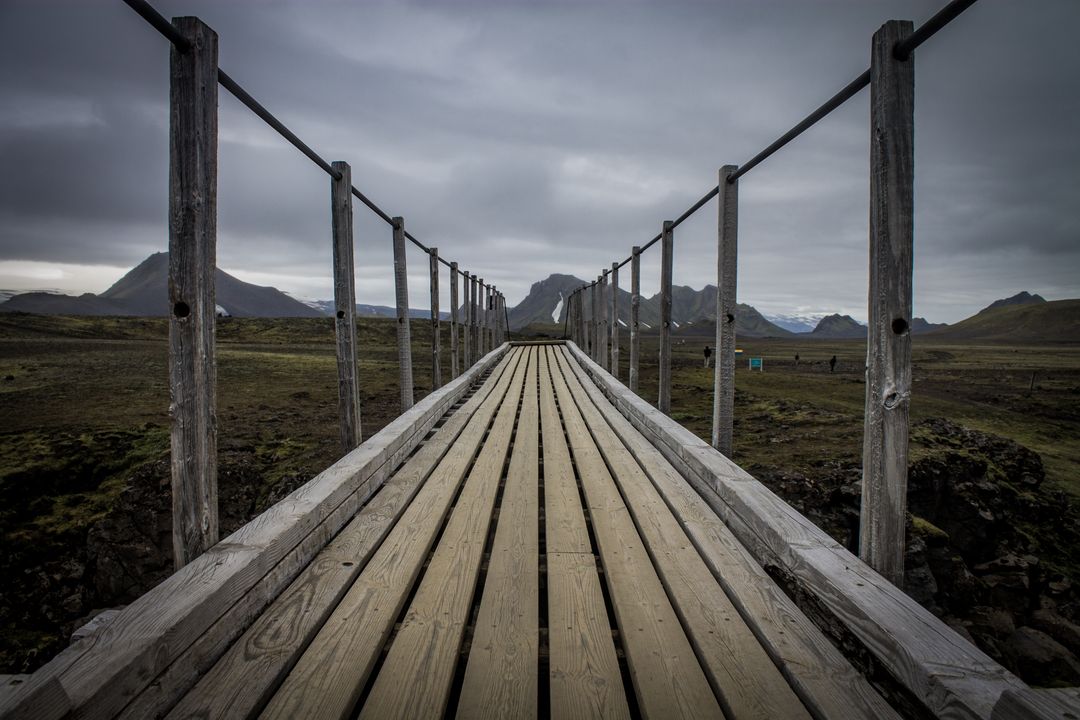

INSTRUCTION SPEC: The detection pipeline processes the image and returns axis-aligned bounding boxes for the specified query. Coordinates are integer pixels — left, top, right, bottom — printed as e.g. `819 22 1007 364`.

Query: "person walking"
829 355 837 373
703 345 712 368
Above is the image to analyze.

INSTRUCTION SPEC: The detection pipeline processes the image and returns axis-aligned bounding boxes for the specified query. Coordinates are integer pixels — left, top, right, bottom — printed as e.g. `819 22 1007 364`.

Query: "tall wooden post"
592 279 601 362
429 248 441 391
579 288 587 351
629 246 641 393
712 166 738 456
477 278 486 356
463 272 472 367
392 217 414 411
450 262 459 378
861 19 915 587
330 161 361 455
610 261 620 380
658 221 674 414
600 270 609 371
488 286 496 350
471 274 479 361
169 17 218 570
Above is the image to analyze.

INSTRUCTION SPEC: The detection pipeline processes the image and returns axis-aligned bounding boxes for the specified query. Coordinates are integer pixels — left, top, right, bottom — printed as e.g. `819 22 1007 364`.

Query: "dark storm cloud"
0 0 1077 321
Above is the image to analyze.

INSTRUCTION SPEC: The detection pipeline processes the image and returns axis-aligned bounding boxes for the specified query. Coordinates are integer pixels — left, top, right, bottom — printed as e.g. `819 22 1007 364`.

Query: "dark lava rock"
1003 627 1080 686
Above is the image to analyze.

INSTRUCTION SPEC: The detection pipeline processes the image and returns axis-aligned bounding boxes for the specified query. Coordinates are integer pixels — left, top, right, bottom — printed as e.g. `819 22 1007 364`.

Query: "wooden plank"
163 354 516 720
0 347 507 720
539 347 630 720
0 676 69 720
463 270 472 369
610 262 619 380
658 220 673 415
259 348 525 720
331 160 361 452
552 349 810 720
450 262 460 378
711 165 737 456
356 349 532 720
558 345 898 720
430 248 442 391
456 347 540 719
861 19 915 586
168 15 219 571
599 271 608 372
393 216 414 411
565 340 1031 720
992 687 1080 720
478 277 487 358
629 246 641 393
548 351 720 719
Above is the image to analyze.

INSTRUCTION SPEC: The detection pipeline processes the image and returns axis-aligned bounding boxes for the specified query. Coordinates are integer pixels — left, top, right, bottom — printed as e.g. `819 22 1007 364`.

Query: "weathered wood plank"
861 19 915 586
599 270 609 372
463 270 472 369
331 160 361 452
0 676 69 720
356 349 531 720
658 220 673 415
629 246 641 393
430 247 442 391
711 165 737 457
539 347 631 720
991 687 1080 720
163 354 515 720
456 348 540 719
553 349 810 720
168 15 219 571
548 351 721 719
565 340 1031 720
392 216 414 411
609 262 619 381
0 346 508 720
558 345 898 720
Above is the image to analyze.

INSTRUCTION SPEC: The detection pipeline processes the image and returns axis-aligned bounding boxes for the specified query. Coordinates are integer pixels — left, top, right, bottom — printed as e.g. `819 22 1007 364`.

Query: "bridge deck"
165 344 892 719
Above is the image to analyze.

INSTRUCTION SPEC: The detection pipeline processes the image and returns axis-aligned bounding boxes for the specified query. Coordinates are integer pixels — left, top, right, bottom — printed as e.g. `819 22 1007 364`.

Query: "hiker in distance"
703 345 712 368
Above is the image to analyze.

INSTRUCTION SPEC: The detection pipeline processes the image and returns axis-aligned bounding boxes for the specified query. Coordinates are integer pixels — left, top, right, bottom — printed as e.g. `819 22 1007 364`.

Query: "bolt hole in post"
891 317 909 335
725 313 734 324
336 310 345 319
173 301 190 319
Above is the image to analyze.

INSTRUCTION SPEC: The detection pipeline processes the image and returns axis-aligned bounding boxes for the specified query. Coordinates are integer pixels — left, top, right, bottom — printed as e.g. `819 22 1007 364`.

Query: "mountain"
811 314 866 339
303 299 448 321
506 274 590 329
766 313 823 334
911 317 947 334
1 253 323 318
979 291 1046 314
928 299 1079 342
675 303 794 339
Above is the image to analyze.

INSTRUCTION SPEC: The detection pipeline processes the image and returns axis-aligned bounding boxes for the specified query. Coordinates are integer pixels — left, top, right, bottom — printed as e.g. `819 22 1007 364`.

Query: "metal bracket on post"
860 19 915 587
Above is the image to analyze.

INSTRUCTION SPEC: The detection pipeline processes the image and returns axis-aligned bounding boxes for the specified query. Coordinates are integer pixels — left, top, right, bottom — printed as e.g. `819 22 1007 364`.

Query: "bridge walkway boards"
157 344 895 719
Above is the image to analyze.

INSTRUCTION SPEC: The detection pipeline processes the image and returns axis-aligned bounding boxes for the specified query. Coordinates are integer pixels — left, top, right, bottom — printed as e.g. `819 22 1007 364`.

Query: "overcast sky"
1 0 1077 323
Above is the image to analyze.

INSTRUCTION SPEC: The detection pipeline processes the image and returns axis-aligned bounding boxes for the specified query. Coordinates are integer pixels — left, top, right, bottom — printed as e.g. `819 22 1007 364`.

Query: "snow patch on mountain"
551 293 564 323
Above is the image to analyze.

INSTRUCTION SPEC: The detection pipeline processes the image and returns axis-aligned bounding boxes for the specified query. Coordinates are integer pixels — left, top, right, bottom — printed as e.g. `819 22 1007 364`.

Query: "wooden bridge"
1 342 1070 719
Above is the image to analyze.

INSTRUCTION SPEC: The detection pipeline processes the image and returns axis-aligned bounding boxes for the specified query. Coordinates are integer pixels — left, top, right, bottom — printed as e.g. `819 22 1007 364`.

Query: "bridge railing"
122 0 508 568
564 0 977 586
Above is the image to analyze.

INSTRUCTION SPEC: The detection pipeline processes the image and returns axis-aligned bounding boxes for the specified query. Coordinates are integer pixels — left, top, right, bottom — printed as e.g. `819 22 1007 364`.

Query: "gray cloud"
0 0 1077 323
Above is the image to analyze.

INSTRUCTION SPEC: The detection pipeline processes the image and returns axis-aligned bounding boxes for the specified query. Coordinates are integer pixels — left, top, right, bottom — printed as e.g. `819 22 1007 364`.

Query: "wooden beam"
330 161 361 453
478 278 487 357
629 246 641 393
609 261 619 380
860 19 915 587
429 248 441 391
392 217 414 411
463 272 472 369
658 220 674 414
450 262 459 379
599 270 609 372
711 165 738 456
169 16 219 571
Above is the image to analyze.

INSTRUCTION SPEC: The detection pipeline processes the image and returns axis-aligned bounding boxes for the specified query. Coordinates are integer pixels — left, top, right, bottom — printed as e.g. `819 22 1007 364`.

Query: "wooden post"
429 248 441 391
488 285 496 350
462 272 472 367
472 274 480 361
658 221 674 414
861 19 915 587
169 16 218 570
392 217 414 411
450 262 459 378
600 270 609 371
712 166 738 456
592 279 601 362
330 160 361 455
477 278 486 356
579 288 587 351
610 261 620 380
629 246 641 393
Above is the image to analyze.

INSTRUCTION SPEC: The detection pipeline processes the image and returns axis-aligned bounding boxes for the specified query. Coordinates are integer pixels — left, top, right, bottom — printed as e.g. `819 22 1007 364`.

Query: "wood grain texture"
164 354 515 720
711 165 737 457
991 687 1080 720
456 348 540 719
559 345 898 720
331 160 361 452
463 270 472 369
0 348 507 720
260 348 525 720
450 262 460 378
478 278 487 358
658 221 673 415
430 248 442 391
553 348 810 720
548 350 721 719
168 16 219 571
609 262 619 381
392 216 414 411
861 20 915 586
599 271 609 372
539 347 630 720
357 349 531 720
565 340 1031 720
629 247 641 393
